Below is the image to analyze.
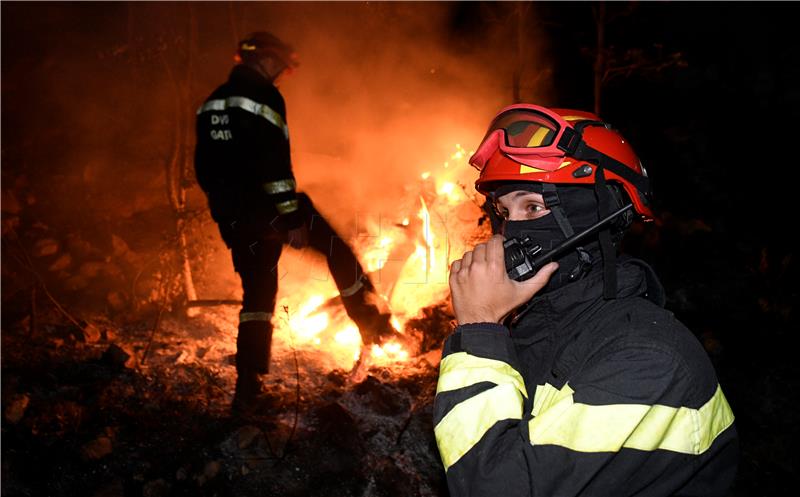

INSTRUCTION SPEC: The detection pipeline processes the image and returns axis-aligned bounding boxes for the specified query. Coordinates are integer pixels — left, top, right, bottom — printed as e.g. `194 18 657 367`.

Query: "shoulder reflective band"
263 178 296 195
276 199 299 214
435 383 525 471
436 352 527 397
528 382 735 455
198 97 289 139
434 352 529 470
239 311 272 323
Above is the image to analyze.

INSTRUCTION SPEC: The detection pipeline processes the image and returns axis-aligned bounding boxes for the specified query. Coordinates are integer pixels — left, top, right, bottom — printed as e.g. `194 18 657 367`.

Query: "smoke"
203 2 553 301
1 1 551 303
219 2 539 234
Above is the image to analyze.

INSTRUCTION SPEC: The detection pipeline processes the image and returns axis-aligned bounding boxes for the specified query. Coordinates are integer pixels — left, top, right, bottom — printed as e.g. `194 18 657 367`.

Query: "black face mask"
500 186 607 293
502 216 597 292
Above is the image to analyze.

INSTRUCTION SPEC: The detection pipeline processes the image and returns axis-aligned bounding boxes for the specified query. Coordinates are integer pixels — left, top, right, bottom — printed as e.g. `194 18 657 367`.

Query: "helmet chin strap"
541 183 594 283
561 120 642 299
541 180 618 297
246 57 280 84
258 60 277 83
593 165 618 300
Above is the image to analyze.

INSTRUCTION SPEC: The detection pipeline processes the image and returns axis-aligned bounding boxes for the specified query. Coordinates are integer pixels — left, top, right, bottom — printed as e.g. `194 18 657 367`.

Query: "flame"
437 181 462 204
362 235 395 273
371 341 409 362
385 147 477 319
220 144 483 373
288 295 328 340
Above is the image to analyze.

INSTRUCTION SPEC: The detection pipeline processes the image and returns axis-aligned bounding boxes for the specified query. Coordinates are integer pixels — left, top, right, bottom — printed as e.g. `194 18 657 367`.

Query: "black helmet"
237 31 299 69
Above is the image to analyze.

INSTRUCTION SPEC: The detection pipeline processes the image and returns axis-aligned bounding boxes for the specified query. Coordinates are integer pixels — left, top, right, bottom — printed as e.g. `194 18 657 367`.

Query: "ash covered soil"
1 301 454 497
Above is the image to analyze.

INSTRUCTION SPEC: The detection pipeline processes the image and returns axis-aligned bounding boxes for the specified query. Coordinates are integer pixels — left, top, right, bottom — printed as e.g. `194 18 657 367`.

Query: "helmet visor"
487 109 561 148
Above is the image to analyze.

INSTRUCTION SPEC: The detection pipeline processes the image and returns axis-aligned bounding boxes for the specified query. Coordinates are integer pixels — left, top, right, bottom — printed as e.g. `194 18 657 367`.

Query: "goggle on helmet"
470 104 653 221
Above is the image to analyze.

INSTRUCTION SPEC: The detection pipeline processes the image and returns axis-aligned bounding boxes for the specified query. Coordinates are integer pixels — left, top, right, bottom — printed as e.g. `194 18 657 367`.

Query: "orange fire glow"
240 144 483 372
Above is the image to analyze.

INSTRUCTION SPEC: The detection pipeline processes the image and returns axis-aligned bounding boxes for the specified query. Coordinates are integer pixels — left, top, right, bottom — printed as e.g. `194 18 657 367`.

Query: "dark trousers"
218 193 386 373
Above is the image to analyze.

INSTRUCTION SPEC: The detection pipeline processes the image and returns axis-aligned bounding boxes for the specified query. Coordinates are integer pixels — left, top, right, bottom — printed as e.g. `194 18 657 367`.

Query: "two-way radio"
504 204 634 281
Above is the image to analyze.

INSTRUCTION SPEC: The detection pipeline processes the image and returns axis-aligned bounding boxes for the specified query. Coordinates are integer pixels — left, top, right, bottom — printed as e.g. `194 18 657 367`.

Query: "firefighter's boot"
340 279 396 345
340 278 419 366
232 320 273 415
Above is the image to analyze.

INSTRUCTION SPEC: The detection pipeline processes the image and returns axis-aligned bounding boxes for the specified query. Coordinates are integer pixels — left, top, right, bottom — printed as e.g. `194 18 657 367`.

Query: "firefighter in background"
435 104 738 496
195 32 403 413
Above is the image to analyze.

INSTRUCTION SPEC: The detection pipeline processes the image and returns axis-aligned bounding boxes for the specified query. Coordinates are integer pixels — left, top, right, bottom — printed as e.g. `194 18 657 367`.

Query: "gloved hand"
287 223 309 249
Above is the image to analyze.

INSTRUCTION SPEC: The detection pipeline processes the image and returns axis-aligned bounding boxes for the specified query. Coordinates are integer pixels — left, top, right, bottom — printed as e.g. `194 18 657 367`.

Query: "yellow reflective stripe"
561 115 589 122
528 383 735 455
263 179 296 194
526 127 551 147
435 383 524 471
436 351 527 398
276 199 299 214
239 311 272 323
197 97 289 138
519 160 573 175
531 382 574 417
339 279 364 297
520 164 546 174
701 385 736 452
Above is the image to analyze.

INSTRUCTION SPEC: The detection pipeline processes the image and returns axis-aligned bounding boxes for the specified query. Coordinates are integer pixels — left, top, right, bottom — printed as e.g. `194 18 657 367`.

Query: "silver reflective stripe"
263 178 296 195
197 97 289 139
239 311 272 323
276 199 299 214
340 279 364 297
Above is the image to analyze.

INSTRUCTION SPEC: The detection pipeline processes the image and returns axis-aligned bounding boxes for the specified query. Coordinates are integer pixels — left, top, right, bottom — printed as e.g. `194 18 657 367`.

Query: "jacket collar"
511 255 665 332
228 63 273 88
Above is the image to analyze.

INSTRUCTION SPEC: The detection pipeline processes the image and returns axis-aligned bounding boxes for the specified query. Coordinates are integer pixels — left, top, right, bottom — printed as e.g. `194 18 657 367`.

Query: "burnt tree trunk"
593 1 607 116
162 5 199 315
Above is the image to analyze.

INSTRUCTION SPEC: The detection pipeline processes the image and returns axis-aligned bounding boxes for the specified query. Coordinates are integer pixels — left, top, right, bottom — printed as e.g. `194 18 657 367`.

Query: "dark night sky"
522 2 799 240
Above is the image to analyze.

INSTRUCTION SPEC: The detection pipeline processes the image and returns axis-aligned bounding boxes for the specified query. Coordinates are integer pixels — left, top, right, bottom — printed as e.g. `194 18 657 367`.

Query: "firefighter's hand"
287 224 309 249
449 235 558 325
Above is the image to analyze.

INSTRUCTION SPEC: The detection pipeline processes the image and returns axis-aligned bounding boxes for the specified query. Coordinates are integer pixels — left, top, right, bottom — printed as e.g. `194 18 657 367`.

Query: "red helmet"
470 104 652 220
236 31 300 70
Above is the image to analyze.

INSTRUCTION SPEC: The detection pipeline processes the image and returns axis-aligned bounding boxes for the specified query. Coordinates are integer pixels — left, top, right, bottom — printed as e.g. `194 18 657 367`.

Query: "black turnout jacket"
195 64 302 234
434 257 738 497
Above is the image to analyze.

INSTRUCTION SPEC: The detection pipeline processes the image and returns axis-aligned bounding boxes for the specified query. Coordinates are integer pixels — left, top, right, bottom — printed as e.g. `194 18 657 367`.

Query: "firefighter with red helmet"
434 104 738 496
195 32 403 414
